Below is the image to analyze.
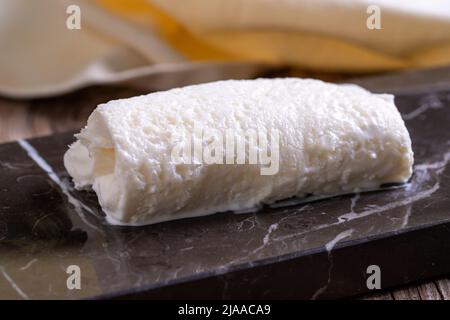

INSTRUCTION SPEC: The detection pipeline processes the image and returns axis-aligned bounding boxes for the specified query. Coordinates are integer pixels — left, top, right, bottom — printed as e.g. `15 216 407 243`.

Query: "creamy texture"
64 78 413 226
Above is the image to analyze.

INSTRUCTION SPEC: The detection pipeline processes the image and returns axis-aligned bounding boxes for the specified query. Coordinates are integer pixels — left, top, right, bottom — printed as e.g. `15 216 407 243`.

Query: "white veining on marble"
237 216 257 232
263 223 279 246
339 193 360 222
325 229 354 253
0 161 31 170
311 229 354 300
0 266 29 300
19 259 38 271
274 147 450 244
414 150 450 172
335 186 435 223
270 186 402 213
31 212 59 234
173 267 183 279
334 148 450 226
17 139 101 232
401 206 412 228
403 93 443 121
249 209 309 257
350 193 360 214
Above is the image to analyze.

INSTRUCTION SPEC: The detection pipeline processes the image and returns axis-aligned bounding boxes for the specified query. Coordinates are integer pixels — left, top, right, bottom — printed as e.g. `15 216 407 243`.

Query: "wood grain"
0 84 449 300
0 86 146 144
436 279 450 300
392 285 421 300
418 282 442 300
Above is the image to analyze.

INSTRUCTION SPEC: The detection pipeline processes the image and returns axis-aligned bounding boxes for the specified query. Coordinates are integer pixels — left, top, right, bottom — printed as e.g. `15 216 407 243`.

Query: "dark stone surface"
0 80 450 299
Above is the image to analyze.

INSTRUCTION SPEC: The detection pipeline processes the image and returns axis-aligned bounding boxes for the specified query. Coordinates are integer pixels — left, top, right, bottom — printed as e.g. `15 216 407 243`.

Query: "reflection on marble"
0 89 450 299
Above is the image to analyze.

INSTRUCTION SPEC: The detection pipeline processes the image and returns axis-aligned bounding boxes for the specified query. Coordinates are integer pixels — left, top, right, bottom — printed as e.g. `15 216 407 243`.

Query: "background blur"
1 0 450 99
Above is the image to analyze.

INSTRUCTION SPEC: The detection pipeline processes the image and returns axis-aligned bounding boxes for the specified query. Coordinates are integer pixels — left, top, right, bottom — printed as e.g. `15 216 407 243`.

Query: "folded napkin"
1 0 450 98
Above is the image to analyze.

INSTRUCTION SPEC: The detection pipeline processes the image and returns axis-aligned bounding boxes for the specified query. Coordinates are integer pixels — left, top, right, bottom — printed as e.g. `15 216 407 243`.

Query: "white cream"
64 78 414 226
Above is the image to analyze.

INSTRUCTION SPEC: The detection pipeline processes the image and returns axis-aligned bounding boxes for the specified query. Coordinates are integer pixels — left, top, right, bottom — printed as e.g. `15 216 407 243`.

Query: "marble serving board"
1 73 450 300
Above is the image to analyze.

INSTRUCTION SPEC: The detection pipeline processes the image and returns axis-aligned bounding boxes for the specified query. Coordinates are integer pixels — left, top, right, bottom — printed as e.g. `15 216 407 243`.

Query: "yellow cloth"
1 0 450 98
101 0 450 71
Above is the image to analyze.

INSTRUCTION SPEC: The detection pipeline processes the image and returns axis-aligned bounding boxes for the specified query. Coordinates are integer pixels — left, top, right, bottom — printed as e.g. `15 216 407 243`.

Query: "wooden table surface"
1 83 449 300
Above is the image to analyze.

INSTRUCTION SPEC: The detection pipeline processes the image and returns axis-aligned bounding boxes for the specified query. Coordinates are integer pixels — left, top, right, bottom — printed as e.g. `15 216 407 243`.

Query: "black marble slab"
1 76 450 299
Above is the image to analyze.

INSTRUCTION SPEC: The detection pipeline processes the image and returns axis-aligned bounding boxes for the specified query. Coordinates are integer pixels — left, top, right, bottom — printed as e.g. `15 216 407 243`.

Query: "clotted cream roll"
64 78 413 226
